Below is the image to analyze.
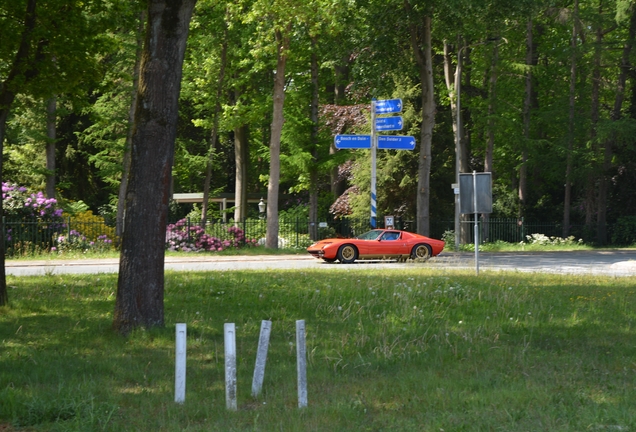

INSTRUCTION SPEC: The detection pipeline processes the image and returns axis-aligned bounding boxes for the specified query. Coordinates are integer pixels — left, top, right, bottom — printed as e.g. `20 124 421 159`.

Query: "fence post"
243 218 247 247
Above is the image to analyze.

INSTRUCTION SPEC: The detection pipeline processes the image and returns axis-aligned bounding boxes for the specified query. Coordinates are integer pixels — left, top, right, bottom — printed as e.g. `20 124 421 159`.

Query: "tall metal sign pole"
334 97 413 229
370 99 377 228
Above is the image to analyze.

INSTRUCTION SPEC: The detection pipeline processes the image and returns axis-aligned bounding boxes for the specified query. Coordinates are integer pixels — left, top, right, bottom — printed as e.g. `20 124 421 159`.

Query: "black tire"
410 243 432 261
337 244 358 263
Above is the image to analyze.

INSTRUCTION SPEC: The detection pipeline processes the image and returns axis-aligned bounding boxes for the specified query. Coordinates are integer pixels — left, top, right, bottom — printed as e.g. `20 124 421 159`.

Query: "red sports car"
307 229 445 264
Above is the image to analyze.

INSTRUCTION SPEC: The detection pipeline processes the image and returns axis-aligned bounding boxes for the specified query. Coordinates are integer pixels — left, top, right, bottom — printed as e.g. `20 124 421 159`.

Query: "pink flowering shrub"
166 219 259 252
3 183 66 253
3 183 64 222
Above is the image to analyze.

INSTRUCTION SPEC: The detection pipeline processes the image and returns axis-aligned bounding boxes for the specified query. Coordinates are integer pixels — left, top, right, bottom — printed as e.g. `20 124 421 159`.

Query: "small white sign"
384 216 395 228
318 222 328 228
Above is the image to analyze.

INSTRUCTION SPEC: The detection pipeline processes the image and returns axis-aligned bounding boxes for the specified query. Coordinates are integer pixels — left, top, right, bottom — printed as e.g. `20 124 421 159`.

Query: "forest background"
2 0 636 249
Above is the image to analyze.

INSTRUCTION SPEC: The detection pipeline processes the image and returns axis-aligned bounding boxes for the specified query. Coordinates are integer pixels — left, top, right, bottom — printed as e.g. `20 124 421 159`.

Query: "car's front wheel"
410 243 432 261
337 244 358 263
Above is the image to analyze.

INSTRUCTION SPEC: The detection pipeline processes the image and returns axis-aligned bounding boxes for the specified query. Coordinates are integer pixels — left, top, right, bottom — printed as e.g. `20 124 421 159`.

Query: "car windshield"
355 230 384 240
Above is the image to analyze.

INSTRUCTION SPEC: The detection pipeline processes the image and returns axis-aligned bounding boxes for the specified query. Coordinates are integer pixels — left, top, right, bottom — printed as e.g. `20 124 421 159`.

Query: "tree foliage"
2 0 636 261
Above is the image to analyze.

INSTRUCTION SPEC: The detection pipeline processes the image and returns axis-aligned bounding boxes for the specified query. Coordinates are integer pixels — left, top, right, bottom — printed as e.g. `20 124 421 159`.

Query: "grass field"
1 268 636 431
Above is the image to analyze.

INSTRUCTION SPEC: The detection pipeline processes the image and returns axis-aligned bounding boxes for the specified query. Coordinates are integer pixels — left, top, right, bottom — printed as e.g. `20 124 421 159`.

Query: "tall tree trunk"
265 27 290 249
0 104 8 306
520 19 534 218
483 42 499 242
334 53 349 105
598 5 636 244
330 54 350 197
45 96 56 198
117 10 145 237
563 0 578 237
443 40 459 245
459 48 472 244
309 37 320 241
443 41 459 151
408 14 435 236
114 0 196 334
484 44 498 176
234 124 248 222
0 0 38 306
586 16 602 227
201 21 228 227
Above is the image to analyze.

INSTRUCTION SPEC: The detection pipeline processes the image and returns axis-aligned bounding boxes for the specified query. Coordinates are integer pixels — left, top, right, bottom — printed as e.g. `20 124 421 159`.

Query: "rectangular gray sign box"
459 172 492 214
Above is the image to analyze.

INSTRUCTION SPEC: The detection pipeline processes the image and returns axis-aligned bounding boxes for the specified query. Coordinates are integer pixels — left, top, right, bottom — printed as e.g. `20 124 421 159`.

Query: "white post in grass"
251 320 272 397
224 323 238 411
175 323 187 404
296 319 308 408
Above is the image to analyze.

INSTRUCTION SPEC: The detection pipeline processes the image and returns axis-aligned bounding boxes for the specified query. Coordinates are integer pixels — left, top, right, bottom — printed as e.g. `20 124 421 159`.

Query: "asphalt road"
5 250 636 277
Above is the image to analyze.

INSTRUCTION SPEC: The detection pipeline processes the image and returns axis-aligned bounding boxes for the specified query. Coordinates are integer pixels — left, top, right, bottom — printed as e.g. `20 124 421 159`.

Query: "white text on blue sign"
334 134 372 149
377 135 416 150
375 116 403 131
374 98 403 114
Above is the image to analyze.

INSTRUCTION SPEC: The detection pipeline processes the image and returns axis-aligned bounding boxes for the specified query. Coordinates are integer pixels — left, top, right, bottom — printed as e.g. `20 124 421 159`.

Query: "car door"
364 231 404 257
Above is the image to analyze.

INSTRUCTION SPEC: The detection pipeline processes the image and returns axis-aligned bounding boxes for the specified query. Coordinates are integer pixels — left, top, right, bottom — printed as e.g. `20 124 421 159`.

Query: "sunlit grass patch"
1 269 636 430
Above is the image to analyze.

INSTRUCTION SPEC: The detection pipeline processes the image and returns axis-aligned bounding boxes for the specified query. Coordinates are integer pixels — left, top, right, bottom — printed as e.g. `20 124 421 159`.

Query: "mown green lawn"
1 268 635 431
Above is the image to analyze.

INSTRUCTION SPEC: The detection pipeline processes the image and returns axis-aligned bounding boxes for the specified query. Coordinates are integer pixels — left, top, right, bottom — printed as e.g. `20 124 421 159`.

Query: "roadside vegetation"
2 268 635 431
459 234 596 253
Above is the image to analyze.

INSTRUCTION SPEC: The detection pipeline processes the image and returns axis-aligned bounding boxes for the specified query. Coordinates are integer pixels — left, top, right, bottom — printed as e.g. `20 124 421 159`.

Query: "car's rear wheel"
411 243 432 260
337 244 358 263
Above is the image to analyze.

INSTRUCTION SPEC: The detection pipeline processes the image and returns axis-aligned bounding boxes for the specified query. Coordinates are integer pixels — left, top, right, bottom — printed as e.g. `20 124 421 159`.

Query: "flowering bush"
2 184 117 255
54 231 113 253
2 183 64 222
166 219 259 252
524 233 583 246
66 210 117 243
3 183 66 254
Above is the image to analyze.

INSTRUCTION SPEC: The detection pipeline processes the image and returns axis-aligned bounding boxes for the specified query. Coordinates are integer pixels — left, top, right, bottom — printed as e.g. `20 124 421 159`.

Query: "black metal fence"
2 215 616 256
4 217 116 256
431 217 607 245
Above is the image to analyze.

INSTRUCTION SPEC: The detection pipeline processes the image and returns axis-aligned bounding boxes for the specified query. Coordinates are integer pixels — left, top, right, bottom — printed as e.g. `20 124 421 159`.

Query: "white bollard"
251 320 272 397
296 320 308 408
175 323 187 404
224 323 238 411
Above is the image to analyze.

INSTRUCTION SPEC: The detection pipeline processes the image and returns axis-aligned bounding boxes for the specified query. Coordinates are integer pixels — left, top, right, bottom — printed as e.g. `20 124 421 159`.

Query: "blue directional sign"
374 98 403 114
377 135 416 150
334 134 372 149
375 116 403 131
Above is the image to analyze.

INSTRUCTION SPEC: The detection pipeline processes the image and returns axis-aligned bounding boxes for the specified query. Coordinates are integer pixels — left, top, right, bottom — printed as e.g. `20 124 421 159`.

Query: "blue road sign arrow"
374 98 403 114
377 135 416 150
334 134 372 149
375 116 403 131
